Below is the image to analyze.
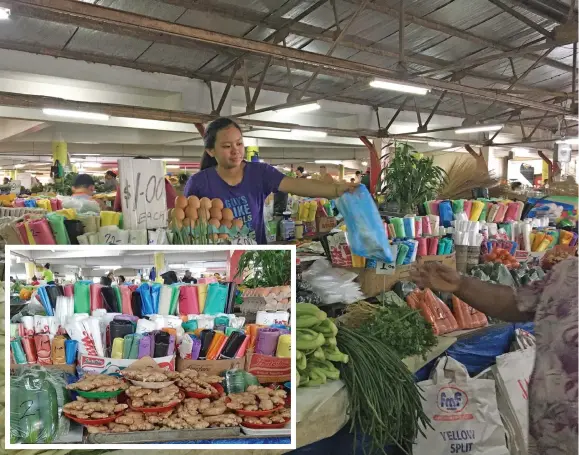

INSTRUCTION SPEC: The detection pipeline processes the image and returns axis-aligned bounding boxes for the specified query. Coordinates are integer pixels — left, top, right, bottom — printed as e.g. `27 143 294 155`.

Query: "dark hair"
118 275 126 283
73 173 95 188
200 118 242 170
350 178 355 182
355 171 361 175
32 275 37 281
44 263 50 269
297 166 305 173
105 170 117 178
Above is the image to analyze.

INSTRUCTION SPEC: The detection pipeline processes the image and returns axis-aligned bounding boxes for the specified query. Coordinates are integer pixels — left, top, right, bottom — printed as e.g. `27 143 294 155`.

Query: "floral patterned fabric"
516 257 578 455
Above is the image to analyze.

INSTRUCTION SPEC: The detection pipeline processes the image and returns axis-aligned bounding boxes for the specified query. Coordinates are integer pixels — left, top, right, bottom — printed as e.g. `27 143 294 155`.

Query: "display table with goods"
8 258 293 447
287 183 573 454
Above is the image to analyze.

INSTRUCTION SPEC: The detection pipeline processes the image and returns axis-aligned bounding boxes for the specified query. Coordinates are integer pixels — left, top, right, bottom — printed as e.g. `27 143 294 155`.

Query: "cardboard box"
355 253 456 298
317 216 337 233
176 357 245 376
79 354 175 375
245 352 291 384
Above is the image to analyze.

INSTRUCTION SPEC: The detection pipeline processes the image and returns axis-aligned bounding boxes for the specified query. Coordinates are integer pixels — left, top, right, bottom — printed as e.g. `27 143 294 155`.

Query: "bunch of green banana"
296 303 349 387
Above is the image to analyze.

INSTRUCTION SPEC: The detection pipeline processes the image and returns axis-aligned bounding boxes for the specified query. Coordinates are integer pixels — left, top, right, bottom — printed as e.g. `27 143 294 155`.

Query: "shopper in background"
103 170 118 192
296 166 307 178
411 259 578 455
184 117 357 244
118 275 126 285
355 170 362 182
318 165 335 184
101 271 114 286
3 177 9 185
71 174 106 211
182 270 197 284
112 157 177 212
31 275 40 286
42 263 55 285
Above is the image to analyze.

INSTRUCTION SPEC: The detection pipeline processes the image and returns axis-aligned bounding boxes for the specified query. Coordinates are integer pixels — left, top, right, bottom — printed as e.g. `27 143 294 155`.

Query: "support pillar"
359 136 380 194
227 250 244 284
24 262 36 280
52 141 68 166
338 164 345 182
153 252 165 284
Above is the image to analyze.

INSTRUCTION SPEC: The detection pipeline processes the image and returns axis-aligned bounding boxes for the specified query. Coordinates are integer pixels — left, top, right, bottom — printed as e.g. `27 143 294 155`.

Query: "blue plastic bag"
336 186 394 263
137 283 155 315
438 200 454 228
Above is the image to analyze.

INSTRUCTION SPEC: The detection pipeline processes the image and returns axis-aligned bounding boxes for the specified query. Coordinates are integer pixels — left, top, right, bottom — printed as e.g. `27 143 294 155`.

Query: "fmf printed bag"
414 356 509 455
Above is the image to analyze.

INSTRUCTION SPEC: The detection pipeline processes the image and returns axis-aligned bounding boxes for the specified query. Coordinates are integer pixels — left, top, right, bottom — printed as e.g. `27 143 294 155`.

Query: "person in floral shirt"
411 257 578 455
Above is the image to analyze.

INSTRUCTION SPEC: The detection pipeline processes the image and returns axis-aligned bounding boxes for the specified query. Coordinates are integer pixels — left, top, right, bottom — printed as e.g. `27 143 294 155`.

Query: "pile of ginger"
175 368 223 396
126 384 181 408
226 385 287 412
122 367 180 383
87 397 243 433
63 396 128 420
66 374 128 393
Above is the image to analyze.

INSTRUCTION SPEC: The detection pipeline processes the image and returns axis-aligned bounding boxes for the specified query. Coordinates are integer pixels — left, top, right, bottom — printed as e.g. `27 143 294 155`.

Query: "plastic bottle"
279 211 295 241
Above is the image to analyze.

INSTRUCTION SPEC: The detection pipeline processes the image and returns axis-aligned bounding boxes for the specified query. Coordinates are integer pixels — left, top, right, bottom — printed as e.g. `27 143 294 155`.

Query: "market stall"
288 163 576 454
7 248 293 448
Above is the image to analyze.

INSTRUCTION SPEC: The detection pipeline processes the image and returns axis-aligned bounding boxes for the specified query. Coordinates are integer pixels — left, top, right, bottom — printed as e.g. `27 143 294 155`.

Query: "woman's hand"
410 263 461 293
335 182 359 197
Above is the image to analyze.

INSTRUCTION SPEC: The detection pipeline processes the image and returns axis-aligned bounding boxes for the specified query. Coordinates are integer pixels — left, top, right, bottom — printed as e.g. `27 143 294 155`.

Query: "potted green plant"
376 142 446 215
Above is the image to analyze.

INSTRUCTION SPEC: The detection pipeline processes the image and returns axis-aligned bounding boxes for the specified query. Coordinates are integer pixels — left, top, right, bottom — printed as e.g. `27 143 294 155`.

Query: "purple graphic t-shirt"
184 162 285 244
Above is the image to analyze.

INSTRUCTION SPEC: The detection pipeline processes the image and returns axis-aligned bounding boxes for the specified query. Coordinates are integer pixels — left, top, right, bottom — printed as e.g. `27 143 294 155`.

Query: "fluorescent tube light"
153 158 180 162
291 129 327 138
166 165 180 169
43 108 110 121
83 163 102 168
511 147 530 154
428 141 453 148
14 164 26 169
369 79 430 95
315 160 342 165
455 124 503 134
361 161 368 166
277 103 321 114
72 154 101 156
0 8 10 20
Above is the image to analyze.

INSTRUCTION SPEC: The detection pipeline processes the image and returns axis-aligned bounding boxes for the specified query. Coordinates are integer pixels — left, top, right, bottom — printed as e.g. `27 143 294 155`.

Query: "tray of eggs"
172 196 244 241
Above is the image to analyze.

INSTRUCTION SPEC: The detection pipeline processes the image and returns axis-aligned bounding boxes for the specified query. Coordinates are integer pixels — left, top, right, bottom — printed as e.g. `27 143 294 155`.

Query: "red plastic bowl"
64 410 125 426
241 418 290 429
235 404 284 417
183 383 224 399
128 392 184 413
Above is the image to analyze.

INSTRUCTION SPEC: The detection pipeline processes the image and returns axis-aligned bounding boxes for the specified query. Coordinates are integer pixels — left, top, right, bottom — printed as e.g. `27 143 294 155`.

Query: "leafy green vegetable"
235 250 291 288
359 304 437 360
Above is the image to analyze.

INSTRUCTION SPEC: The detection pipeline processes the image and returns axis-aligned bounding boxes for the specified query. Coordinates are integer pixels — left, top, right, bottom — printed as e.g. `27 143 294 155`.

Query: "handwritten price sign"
118 158 167 230
375 261 396 275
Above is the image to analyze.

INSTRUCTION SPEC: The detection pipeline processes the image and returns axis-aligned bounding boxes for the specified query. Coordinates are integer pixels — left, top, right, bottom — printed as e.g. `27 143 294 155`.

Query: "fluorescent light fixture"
369 79 430 95
428 141 453 148
564 115 579 122
72 154 101 156
556 137 579 144
512 147 530 154
276 103 321 114
0 7 10 20
403 139 428 144
43 108 110 121
315 160 343 165
153 158 180 162
361 161 368 166
166 165 180 169
291 129 327 138
443 147 461 152
83 163 102 168
250 126 292 132
14 164 26 169
455 124 503 134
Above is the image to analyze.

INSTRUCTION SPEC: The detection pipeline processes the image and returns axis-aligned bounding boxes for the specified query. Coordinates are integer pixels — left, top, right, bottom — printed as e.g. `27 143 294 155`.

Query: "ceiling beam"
342 0 575 73
509 0 573 23
156 0 559 91
1 0 570 116
486 0 554 39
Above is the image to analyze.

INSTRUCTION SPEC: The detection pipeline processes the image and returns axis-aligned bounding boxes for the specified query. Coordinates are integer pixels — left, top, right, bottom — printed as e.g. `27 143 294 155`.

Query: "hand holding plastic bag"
336 185 393 263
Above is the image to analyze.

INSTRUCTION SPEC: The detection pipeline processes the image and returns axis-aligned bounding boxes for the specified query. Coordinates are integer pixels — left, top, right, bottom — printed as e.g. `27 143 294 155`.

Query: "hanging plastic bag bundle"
203 282 229 315
335 185 393 263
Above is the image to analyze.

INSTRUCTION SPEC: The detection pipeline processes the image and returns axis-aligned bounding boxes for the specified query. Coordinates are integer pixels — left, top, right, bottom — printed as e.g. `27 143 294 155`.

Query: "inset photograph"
6 245 294 449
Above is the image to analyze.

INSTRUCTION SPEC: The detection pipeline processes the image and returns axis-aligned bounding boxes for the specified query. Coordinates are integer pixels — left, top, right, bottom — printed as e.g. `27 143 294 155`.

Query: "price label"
9 180 21 194
118 158 167 230
375 261 396 275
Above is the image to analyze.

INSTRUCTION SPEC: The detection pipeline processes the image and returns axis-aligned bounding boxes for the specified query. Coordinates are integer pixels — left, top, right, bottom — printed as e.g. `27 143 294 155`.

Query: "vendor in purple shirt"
184 118 357 244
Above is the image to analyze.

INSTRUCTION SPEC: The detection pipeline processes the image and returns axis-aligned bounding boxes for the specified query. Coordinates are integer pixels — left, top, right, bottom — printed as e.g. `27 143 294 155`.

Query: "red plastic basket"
64 410 125 426
183 383 224 399
235 404 284 417
241 418 290 429
128 392 184 413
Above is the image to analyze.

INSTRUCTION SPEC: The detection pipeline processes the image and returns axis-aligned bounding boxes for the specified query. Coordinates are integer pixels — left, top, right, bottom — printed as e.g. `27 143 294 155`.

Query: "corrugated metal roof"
0 0 574 128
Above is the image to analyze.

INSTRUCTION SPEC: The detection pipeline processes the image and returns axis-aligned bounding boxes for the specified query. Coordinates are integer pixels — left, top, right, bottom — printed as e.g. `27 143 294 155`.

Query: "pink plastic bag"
90 284 104 311
28 218 56 245
179 285 200 315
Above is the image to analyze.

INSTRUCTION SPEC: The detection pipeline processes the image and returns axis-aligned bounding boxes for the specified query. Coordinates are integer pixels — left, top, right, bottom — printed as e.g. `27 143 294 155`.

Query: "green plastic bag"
203 283 229 315
113 286 123 312
74 280 91 313
169 285 180 315
10 368 67 444
46 213 70 245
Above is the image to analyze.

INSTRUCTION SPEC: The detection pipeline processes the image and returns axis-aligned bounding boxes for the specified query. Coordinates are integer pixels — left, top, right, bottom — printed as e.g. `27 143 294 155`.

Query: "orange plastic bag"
452 295 488 330
405 290 423 310
417 289 458 335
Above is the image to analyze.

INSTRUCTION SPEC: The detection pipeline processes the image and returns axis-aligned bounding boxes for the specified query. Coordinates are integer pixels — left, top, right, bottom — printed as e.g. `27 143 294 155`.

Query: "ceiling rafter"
156 0 564 91
0 0 570 116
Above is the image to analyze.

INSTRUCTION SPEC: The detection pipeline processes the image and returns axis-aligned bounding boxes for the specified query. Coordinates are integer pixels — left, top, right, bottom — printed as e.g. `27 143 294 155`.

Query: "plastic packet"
336 186 393 262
